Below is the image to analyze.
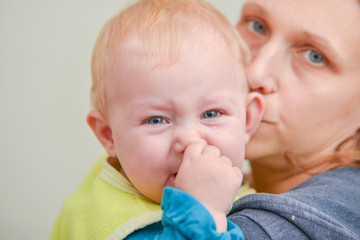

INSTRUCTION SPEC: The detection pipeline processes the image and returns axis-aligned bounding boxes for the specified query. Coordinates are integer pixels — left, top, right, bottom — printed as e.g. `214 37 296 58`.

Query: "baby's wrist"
205 206 228 232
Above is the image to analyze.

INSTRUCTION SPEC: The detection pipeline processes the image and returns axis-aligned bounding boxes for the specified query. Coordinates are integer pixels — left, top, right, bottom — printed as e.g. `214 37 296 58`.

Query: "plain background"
0 0 246 239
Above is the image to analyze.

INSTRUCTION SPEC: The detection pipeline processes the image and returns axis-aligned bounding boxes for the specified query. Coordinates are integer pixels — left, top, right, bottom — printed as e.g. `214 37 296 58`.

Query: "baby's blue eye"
202 110 220 119
250 20 265 34
147 117 165 124
308 50 324 64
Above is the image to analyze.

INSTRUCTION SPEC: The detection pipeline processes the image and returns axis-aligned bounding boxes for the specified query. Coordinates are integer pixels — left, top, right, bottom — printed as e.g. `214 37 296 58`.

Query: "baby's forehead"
115 22 242 68
107 36 247 97
113 31 245 79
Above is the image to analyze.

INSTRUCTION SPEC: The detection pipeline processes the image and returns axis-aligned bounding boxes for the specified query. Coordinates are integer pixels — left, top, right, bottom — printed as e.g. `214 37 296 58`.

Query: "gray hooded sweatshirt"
228 167 360 239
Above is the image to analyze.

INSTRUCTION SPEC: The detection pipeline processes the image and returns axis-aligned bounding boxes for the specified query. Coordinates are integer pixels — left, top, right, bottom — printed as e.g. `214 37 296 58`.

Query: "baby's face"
104 38 248 203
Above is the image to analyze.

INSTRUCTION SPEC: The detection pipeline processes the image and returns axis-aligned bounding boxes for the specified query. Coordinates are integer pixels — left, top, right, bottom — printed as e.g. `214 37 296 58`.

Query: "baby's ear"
87 110 116 158
244 92 265 143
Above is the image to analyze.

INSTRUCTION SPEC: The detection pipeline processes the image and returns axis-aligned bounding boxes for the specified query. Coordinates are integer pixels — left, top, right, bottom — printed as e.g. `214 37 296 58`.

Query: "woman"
226 0 360 239
237 0 360 195
168 0 360 239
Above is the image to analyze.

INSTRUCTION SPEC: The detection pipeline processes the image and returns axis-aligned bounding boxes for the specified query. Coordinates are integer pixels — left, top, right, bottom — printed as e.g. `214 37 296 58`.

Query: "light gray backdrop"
0 0 245 239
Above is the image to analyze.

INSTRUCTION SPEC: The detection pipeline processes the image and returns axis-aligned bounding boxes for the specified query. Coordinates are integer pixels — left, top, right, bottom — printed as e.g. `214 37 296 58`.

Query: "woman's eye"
304 50 325 65
202 110 221 119
146 117 165 124
249 20 266 34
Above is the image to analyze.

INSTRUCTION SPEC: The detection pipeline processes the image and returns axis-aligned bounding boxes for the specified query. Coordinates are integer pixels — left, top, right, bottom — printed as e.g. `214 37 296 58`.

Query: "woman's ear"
245 92 265 143
87 110 116 158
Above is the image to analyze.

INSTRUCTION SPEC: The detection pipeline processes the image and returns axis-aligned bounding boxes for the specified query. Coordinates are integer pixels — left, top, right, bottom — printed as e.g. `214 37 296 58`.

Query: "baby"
50 0 264 239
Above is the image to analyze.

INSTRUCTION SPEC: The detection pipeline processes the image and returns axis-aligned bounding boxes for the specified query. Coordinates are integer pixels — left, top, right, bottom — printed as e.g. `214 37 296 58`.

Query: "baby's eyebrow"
129 99 173 113
197 95 237 107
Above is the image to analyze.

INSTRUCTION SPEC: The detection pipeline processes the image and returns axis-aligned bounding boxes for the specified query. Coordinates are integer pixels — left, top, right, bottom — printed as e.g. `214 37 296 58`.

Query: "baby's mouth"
169 173 177 187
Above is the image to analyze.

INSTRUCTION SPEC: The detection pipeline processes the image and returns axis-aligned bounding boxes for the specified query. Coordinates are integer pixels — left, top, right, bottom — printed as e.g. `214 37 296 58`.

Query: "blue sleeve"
158 187 244 239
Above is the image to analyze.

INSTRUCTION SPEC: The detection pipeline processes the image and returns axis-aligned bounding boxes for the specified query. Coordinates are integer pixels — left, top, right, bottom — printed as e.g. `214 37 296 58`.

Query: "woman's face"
238 0 360 163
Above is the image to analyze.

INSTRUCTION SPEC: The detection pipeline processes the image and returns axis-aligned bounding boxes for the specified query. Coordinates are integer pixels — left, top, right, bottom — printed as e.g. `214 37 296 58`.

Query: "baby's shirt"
127 187 244 239
50 156 162 240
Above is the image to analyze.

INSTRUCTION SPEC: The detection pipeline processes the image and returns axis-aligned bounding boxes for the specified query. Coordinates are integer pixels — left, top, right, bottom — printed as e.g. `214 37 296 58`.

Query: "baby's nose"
172 127 204 154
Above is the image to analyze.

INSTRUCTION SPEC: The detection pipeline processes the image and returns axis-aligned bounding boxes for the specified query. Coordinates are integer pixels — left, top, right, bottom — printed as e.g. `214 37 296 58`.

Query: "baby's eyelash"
201 109 225 119
142 116 168 125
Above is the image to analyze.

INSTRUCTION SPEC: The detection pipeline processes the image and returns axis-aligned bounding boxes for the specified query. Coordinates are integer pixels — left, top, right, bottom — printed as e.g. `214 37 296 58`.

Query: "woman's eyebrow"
295 31 342 70
300 31 336 53
241 3 269 17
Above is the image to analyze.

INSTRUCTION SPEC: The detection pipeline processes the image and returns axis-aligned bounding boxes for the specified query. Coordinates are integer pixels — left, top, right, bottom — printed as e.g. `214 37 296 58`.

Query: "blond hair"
90 0 249 113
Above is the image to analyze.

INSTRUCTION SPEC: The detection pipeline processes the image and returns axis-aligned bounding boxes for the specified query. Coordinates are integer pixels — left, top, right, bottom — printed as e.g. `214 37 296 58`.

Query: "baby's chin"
142 175 178 204
145 193 162 204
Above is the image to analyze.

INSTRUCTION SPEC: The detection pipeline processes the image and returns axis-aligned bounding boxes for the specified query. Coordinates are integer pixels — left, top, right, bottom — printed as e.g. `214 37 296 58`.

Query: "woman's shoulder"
297 166 360 188
228 167 360 240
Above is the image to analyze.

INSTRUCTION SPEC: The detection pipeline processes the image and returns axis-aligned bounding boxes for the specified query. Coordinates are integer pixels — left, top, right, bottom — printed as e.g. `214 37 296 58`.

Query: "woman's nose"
172 126 204 154
247 41 279 95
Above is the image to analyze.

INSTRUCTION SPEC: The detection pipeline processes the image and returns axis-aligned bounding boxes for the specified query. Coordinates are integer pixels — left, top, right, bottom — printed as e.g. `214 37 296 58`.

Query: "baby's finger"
219 155 233 166
202 145 221 157
232 167 243 186
233 166 243 179
183 140 207 158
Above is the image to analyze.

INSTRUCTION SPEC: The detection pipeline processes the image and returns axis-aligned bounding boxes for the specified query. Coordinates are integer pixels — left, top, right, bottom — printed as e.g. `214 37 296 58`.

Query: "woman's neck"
249 155 340 194
250 161 310 193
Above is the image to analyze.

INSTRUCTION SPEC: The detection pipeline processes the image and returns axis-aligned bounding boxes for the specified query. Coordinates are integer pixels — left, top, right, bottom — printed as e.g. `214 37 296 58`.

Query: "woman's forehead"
244 0 360 26
244 0 360 58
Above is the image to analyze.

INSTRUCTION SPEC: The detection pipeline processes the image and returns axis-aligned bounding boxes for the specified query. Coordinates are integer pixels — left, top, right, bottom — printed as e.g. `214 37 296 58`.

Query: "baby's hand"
174 140 243 232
